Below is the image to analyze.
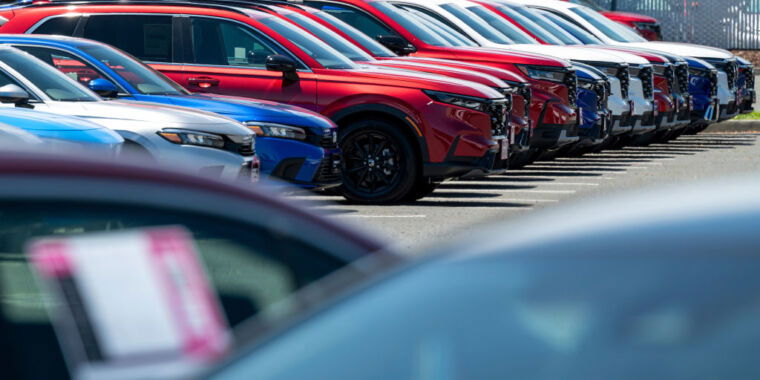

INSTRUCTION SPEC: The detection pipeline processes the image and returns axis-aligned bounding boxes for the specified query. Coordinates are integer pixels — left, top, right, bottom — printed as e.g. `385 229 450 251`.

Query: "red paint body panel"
0 3 506 170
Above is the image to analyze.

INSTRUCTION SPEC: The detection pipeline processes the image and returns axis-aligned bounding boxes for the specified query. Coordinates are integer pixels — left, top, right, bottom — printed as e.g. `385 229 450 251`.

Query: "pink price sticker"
28 226 230 380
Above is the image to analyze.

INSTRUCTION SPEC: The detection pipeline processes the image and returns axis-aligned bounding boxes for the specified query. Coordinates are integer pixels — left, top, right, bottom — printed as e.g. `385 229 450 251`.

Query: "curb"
704 120 760 133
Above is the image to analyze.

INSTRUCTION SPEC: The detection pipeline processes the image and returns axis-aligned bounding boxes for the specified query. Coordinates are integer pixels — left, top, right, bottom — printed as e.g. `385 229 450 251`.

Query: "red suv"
258 1 533 163
295 0 579 157
0 2 511 204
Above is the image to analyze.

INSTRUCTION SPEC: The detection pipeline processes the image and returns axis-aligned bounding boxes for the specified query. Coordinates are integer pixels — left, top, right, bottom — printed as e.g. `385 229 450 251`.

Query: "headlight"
423 90 489 112
244 122 306 140
157 129 225 148
516 65 567 83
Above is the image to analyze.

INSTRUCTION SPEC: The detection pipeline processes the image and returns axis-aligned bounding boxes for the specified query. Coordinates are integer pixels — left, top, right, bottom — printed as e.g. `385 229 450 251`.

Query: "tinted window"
0 49 97 102
282 12 374 62
83 15 174 62
0 201 347 379
258 16 356 70
465 5 538 44
494 4 564 45
312 10 396 58
539 10 603 45
304 1 396 39
31 16 79 36
190 17 283 67
571 6 646 42
16 46 109 87
515 6 580 45
438 3 513 44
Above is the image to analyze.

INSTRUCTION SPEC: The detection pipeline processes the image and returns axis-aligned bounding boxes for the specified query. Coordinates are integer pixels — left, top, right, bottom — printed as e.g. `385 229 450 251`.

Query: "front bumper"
260 137 342 189
531 122 580 149
424 137 509 179
740 89 756 113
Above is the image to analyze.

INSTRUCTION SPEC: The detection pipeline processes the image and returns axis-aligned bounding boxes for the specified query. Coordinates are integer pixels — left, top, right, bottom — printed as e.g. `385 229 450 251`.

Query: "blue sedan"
0 35 341 189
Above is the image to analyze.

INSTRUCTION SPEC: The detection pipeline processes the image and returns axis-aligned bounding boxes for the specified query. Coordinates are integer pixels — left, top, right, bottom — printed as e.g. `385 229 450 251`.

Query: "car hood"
366 59 507 88
40 100 252 135
623 42 735 60
0 107 110 131
346 66 505 99
156 94 335 131
507 44 649 64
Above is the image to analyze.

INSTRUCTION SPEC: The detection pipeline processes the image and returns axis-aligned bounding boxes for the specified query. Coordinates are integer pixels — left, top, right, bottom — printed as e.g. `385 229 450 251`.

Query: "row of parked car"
0 0 754 206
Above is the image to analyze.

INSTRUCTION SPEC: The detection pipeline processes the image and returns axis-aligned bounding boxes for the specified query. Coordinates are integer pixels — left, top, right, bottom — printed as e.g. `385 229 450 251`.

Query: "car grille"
313 152 342 184
709 69 719 97
664 65 675 93
726 60 738 90
744 67 755 90
564 69 578 107
519 85 532 116
304 129 339 149
224 135 255 157
675 63 689 94
488 100 509 137
594 79 609 108
639 66 654 99
616 67 630 98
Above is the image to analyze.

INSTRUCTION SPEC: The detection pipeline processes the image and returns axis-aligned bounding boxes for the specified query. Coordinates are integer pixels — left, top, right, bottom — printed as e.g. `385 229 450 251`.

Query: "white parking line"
335 215 427 218
448 181 599 186
438 189 576 194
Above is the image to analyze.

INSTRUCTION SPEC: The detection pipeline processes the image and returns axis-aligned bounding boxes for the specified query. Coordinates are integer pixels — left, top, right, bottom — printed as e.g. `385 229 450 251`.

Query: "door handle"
188 77 220 89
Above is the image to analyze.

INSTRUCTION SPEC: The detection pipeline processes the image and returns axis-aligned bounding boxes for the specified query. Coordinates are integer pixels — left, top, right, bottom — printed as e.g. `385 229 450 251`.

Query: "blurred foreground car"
0 107 123 155
0 34 341 189
0 46 258 183
0 152 393 380
208 176 760 380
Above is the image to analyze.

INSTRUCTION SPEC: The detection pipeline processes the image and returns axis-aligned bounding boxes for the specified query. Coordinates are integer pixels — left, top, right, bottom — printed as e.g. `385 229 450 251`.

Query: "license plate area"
500 138 509 161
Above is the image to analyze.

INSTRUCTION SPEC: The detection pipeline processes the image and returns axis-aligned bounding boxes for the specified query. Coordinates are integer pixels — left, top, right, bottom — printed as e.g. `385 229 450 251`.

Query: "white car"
0 46 258 182
392 0 655 136
516 0 740 121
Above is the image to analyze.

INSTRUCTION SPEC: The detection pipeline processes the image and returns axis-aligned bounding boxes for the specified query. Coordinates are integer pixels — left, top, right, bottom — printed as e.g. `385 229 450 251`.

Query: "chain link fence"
591 0 760 49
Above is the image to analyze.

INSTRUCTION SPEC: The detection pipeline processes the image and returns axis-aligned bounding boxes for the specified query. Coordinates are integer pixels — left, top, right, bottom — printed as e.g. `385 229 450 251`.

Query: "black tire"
404 177 439 202
339 119 419 204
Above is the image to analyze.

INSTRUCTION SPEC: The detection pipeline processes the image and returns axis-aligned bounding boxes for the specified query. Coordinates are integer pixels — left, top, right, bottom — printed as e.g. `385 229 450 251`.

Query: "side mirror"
376 35 416 56
0 84 31 108
88 78 119 99
265 54 298 81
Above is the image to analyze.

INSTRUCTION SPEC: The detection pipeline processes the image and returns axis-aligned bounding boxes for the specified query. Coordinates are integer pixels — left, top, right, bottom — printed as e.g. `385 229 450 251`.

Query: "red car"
0 1 512 204
565 0 662 41
296 0 579 157
251 2 532 159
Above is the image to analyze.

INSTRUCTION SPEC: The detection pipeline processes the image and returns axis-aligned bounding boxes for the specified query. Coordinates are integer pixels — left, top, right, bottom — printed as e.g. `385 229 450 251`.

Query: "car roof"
0 152 389 257
0 33 106 48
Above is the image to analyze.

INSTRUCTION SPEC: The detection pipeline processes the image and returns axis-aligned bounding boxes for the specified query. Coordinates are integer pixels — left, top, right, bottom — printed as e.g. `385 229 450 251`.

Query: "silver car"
0 46 258 182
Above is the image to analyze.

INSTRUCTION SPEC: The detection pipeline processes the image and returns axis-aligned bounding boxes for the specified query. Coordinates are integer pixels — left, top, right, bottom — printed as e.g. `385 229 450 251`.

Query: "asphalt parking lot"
288 131 760 253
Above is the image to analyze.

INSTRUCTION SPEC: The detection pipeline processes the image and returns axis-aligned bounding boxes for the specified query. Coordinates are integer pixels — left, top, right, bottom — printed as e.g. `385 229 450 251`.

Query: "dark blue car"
0 34 341 189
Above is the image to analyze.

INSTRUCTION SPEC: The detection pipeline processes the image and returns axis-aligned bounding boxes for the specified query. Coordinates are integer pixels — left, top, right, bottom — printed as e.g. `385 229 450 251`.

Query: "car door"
179 15 318 111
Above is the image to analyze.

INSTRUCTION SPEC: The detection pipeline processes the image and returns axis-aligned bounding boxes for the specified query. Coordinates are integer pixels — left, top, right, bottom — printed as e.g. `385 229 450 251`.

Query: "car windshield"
439 3 514 44
535 10 596 44
259 16 358 70
0 49 98 102
371 2 452 47
78 44 189 95
494 4 565 45
465 4 538 44
213 254 760 379
401 7 478 47
569 0 606 12
313 10 397 58
282 12 375 62
571 6 647 42
513 5 581 45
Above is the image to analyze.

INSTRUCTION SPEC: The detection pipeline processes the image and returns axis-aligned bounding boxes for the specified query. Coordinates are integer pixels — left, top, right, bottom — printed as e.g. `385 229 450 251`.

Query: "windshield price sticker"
28 226 230 380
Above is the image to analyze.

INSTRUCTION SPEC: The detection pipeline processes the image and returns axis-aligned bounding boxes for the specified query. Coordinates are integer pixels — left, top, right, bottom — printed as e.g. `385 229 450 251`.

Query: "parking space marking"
335 215 427 218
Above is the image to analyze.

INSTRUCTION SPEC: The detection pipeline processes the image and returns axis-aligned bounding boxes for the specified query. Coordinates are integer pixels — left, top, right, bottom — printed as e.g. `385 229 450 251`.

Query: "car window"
312 10 396 58
0 49 98 102
494 4 564 45
402 8 477 47
438 3 513 45
281 12 375 62
15 46 109 87
0 200 348 380
190 17 277 68
538 10 602 45
303 1 396 40
82 15 174 63
516 6 581 45
31 15 80 36
0 69 39 101
465 4 538 44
